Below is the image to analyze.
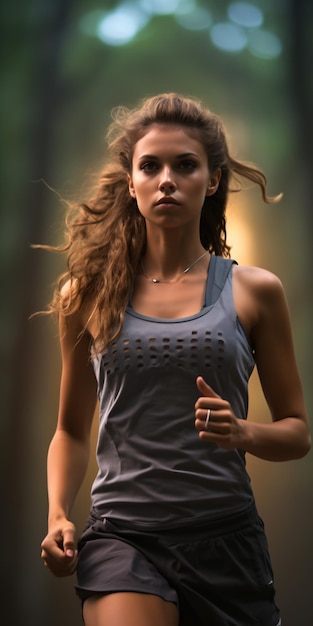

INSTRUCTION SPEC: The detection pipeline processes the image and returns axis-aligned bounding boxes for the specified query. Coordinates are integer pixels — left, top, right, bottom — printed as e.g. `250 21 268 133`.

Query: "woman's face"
128 124 220 232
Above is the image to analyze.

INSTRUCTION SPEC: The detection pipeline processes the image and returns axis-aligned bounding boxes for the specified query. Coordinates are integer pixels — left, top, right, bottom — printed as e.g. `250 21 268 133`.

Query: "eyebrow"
136 152 200 161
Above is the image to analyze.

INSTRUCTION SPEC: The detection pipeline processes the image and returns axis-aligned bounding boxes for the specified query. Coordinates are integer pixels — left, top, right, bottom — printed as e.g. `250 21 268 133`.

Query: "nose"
158 166 177 193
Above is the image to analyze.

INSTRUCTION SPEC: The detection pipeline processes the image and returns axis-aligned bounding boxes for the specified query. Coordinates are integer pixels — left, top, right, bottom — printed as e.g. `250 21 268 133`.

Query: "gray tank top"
91 256 255 529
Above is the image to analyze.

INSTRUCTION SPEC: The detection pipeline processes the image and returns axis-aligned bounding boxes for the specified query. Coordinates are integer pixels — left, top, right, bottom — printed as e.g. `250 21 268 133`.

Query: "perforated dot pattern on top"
100 329 225 376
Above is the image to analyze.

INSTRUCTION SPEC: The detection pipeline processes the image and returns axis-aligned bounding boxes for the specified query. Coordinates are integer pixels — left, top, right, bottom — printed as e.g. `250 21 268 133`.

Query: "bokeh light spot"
175 7 212 31
210 22 247 52
228 2 263 28
97 3 149 46
248 29 282 59
140 0 180 15
174 0 197 14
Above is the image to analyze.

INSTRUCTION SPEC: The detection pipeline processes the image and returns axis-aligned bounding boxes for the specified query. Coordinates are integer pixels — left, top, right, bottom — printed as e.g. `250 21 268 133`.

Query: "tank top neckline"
127 256 235 324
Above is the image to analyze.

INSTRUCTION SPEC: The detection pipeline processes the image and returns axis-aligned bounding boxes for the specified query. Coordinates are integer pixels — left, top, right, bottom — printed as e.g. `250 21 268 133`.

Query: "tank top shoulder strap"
204 255 237 307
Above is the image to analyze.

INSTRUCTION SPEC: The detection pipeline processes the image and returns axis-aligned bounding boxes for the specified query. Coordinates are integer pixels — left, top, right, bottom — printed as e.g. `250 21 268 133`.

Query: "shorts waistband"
89 502 260 540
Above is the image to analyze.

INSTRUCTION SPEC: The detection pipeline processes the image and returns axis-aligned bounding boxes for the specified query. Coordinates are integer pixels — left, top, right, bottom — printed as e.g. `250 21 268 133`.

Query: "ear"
127 174 136 198
206 168 222 196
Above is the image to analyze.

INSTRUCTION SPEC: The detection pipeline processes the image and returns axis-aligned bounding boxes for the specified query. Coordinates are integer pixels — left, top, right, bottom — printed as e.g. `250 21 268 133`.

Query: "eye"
178 160 197 170
140 161 158 172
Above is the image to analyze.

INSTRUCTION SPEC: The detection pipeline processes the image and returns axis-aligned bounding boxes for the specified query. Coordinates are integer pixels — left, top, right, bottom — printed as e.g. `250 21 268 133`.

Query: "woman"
40 93 310 626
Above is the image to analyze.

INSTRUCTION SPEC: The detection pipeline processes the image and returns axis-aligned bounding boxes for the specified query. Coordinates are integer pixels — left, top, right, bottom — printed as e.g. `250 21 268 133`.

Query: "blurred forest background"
1 0 312 624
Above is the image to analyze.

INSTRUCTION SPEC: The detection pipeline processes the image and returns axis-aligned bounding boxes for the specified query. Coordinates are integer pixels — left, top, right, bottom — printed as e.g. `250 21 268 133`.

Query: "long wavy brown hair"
37 93 281 351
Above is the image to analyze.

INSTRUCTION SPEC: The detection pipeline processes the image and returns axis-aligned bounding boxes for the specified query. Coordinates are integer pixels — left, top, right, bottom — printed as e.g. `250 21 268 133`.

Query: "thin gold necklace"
141 250 209 284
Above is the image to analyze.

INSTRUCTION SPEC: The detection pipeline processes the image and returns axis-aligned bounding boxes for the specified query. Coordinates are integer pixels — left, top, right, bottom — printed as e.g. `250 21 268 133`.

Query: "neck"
144 224 204 266
141 249 210 284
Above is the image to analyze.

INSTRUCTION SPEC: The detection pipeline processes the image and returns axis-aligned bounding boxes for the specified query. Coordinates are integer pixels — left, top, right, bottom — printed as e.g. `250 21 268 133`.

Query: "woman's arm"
246 267 310 460
195 266 311 461
41 311 98 576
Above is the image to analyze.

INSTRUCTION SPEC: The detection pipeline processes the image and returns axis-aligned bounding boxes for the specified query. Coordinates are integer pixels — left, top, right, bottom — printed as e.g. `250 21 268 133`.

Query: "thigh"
83 591 179 626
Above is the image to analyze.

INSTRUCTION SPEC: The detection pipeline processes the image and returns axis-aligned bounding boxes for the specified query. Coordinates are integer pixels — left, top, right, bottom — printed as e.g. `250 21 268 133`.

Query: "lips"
155 197 179 206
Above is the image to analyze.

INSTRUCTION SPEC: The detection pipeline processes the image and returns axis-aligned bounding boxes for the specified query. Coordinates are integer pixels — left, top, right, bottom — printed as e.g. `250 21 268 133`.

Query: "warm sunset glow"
227 196 256 265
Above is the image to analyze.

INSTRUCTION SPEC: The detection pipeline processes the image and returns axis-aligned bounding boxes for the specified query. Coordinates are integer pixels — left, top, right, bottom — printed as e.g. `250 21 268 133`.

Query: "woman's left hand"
194 376 245 450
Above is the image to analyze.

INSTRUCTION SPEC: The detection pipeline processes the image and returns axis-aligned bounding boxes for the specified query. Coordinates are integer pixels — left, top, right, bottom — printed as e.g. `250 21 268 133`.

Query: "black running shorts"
76 504 281 626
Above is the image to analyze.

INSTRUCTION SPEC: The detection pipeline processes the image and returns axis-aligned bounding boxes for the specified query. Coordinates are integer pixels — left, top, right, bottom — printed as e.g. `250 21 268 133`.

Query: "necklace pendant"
141 250 209 285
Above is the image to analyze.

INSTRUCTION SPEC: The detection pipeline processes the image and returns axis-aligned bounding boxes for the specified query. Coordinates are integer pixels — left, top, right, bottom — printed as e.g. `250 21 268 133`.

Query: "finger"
196 376 220 398
41 549 78 576
41 548 48 560
200 408 232 424
63 526 77 558
195 410 230 434
205 408 211 429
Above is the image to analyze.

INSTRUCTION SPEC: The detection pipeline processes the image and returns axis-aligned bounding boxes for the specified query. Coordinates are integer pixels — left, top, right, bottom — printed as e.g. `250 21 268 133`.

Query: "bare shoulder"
59 278 96 337
60 277 72 296
233 264 284 295
58 279 83 334
232 264 288 336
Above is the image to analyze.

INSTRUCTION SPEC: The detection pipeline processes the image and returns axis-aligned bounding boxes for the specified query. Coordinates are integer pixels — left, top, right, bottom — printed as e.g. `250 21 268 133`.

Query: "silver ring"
205 409 211 429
